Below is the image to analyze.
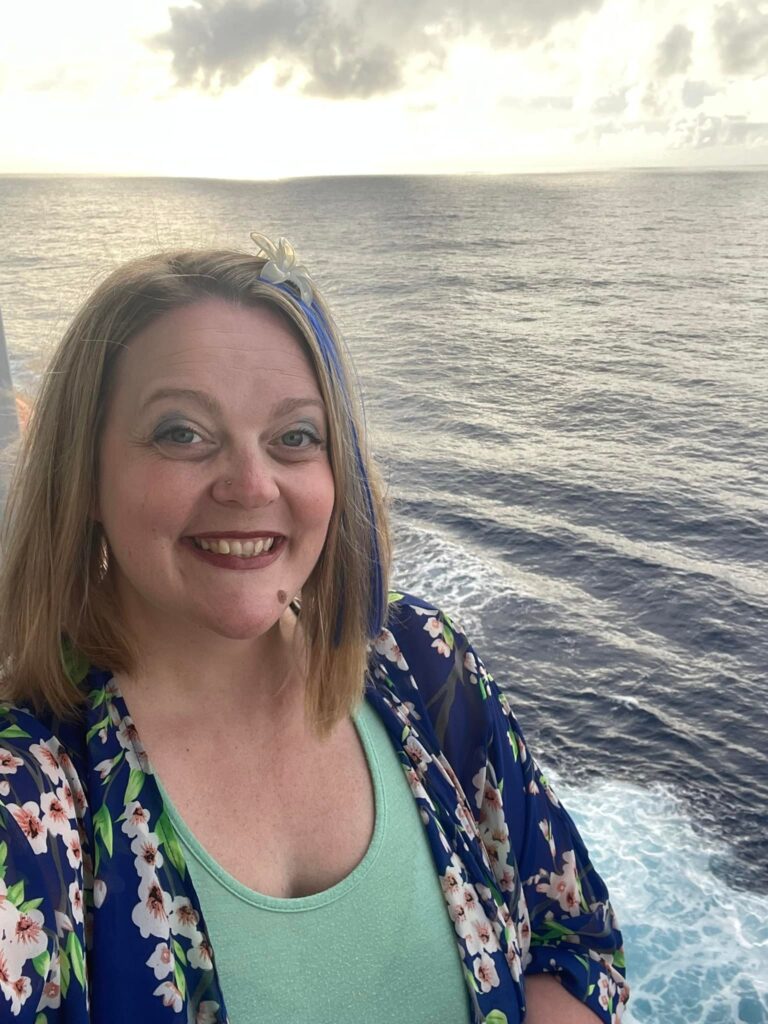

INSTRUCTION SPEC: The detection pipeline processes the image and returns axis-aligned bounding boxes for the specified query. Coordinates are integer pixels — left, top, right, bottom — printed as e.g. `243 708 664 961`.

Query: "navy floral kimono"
0 594 628 1022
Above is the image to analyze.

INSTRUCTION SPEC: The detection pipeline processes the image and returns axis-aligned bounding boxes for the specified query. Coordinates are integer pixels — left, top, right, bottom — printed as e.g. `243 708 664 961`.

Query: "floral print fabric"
0 594 627 1022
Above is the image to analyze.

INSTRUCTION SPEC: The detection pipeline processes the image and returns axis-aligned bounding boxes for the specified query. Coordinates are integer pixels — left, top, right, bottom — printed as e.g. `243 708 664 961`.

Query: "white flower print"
505 940 523 982
0 973 33 1017
12 909 47 961
122 801 151 837
403 766 429 802
423 617 442 639
0 781 8 797
430 633 451 657
153 980 183 1013
5 802 48 855
131 832 164 881
404 734 432 772
115 716 150 773
29 739 64 785
132 877 172 940
93 879 107 908
37 953 61 1010
54 911 73 937
146 942 174 980
68 882 84 925
472 952 500 993
40 792 72 837
373 629 409 671
64 829 83 871
94 757 118 781
0 749 24 775
536 850 581 916
188 934 213 971
169 896 200 939
538 818 557 859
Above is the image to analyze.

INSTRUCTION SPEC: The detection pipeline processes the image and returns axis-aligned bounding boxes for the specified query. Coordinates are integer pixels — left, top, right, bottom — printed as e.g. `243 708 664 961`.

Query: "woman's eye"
154 424 203 446
281 428 322 449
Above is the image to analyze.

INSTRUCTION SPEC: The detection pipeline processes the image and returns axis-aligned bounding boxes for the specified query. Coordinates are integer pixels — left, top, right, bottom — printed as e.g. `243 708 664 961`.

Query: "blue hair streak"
269 283 385 643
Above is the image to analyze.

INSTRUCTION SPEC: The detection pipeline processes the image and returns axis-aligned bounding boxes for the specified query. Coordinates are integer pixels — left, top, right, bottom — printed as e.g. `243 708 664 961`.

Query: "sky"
0 0 766 178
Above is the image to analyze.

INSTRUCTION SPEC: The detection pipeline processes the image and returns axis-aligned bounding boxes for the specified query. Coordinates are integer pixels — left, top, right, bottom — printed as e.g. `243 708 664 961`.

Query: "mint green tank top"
156 700 470 1022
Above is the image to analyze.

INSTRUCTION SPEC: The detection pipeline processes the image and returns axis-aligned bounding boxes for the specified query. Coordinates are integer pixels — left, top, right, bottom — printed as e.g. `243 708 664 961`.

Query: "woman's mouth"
185 534 285 568
192 535 278 558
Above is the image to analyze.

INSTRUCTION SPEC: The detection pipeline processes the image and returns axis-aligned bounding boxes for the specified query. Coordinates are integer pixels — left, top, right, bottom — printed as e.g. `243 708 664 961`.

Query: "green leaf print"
157 810 186 877
89 687 107 709
485 1012 509 1024
86 715 111 745
0 724 33 739
21 897 45 912
442 621 455 649
32 950 50 978
387 591 404 603
7 879 25 906
35 1013 47 1024
463 965 480 993
613 949 626 969
93 803 114 857
506 726 519 761
172 938 187 965
173 957 187 998
67 930 86 989
59 946 71 997
124 767 146 806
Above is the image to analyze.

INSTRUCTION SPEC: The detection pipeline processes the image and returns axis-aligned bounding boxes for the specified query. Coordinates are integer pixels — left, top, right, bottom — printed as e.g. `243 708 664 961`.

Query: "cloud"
655 24 694 76
500 95 573 111
713 0 768 74
670 111 768 147
592 88 629 115
681 80 719 108
152 0 603 99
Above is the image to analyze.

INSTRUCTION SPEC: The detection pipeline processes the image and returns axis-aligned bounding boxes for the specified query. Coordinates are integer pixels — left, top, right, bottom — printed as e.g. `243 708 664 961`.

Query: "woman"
0 236 628 1023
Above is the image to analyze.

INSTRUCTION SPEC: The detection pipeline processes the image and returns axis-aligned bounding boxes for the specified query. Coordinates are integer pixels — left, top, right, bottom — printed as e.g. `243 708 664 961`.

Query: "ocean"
1 170 766 1021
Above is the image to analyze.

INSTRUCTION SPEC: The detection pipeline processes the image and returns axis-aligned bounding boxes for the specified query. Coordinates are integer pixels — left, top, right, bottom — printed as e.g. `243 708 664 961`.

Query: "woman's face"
96 297 335 646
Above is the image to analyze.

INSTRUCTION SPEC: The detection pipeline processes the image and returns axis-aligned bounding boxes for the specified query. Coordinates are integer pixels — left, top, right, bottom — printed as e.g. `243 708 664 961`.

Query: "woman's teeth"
194 537 276 557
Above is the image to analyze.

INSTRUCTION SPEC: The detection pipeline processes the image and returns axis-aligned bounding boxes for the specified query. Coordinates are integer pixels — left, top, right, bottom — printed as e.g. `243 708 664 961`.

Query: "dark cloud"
152 0 603 99
714 1 768 74
681 80 719 108
655 24 694 76
592 88 628 115
673 112 768 147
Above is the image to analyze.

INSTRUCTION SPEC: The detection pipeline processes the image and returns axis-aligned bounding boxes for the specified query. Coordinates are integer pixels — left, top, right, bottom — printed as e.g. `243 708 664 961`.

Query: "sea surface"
1 170 767 1022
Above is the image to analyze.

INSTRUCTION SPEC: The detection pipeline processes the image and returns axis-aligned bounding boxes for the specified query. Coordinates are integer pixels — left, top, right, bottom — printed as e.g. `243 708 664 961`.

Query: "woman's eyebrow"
140 387 222 417
271 397 326 417
140 390 325 418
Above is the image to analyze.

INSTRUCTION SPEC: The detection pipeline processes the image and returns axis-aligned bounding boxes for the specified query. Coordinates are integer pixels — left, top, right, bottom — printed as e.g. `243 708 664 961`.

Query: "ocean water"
1 170 766 1021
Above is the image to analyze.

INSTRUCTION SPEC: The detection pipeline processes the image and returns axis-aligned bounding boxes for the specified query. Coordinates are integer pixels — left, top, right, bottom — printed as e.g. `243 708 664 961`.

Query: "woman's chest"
147 720 375 899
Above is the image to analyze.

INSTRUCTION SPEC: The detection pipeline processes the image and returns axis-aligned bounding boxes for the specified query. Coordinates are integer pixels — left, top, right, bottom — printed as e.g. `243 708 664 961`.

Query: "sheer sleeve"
475 654 629 1022
0 707 90 1021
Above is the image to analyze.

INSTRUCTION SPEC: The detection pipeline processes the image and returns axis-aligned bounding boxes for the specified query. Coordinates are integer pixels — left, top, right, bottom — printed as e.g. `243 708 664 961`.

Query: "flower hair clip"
250 232 314 305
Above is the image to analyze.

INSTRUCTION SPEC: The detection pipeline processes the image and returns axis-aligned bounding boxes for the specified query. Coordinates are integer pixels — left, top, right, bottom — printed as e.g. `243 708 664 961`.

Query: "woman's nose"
211 448 280 508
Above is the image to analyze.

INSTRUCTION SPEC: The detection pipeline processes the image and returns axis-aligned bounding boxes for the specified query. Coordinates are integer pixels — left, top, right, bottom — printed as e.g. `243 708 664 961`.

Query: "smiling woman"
0 238 627 1023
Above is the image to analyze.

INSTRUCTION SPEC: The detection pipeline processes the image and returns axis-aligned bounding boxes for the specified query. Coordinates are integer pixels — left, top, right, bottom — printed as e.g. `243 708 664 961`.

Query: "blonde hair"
0 249 390 735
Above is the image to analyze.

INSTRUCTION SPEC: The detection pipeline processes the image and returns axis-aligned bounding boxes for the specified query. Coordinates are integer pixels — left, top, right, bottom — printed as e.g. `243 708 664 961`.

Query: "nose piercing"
224 479 232 486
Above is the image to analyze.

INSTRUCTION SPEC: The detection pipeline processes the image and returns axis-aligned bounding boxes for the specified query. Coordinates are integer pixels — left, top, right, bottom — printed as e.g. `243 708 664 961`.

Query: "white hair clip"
250 232 314 305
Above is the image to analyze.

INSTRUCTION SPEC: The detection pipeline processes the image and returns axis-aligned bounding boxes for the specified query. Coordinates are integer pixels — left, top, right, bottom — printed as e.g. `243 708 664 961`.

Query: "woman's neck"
114 608 307 733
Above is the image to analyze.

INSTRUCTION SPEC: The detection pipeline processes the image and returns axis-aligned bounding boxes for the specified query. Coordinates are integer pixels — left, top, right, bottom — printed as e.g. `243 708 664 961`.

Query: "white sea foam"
559 777 768 1023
